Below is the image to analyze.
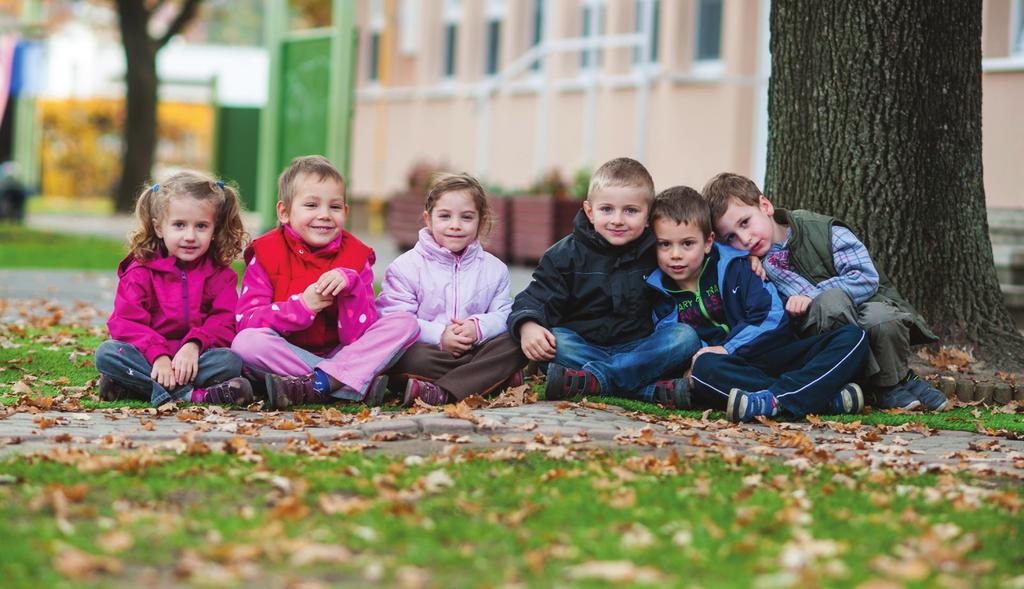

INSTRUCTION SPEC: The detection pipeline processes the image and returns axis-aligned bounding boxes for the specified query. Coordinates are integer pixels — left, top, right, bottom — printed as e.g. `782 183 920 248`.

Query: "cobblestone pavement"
3 402 1022 478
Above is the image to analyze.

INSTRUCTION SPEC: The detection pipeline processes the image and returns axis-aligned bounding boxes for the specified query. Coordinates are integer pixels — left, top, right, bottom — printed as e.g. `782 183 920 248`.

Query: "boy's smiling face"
583 185 651 246
277 173 348 248
713 195 778 257
654 218 714 290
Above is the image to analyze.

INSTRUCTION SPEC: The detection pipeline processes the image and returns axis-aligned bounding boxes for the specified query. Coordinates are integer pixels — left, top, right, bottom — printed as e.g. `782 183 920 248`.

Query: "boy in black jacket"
507 158 699 404
647 186 870 422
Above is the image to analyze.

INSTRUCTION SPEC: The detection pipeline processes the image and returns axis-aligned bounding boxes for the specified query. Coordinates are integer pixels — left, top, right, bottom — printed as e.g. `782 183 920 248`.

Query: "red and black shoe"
653 378 691 409
202 377 255 407
264 373 327 409
544 363 601 400
403 378 450 407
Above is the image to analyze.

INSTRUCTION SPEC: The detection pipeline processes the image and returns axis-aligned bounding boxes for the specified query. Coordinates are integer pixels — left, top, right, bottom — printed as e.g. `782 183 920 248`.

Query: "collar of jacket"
413 227 482 266
116 250 213 278
571 208 655 262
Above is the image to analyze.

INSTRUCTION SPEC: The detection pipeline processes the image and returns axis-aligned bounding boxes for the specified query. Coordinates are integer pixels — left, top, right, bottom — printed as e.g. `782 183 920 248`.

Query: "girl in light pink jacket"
376 173 528 406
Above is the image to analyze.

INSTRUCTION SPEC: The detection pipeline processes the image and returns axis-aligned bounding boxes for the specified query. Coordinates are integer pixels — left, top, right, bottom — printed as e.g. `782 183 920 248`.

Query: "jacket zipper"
180 269 190 328
692 258 729 334
452 256 461 320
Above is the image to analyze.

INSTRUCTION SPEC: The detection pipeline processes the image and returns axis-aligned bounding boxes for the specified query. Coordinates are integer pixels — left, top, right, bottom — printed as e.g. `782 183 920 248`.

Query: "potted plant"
554 166 590 238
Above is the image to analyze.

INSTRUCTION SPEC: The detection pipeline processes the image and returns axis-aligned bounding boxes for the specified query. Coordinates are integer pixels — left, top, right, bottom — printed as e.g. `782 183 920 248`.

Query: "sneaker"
653 378 691 409
403 378 449 406
867 381 921 411
907 377 948 412
726 388 779 423
203 377 255 406
97 375 147 402
829 382 864 415
364 375 390 407
264 373 327 409
544 363 601 401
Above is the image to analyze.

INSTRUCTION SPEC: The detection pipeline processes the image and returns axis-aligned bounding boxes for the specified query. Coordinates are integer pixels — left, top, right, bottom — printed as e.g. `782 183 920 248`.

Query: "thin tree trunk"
766 0 1024 367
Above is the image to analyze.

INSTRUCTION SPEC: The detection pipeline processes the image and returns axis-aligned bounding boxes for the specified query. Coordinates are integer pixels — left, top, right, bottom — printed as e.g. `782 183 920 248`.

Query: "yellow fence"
39 99 213 199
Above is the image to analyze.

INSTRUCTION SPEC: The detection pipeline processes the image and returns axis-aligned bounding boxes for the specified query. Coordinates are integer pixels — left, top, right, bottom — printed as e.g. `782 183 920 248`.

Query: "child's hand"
749 256 767 281
441 323 475 357
450 319 480 345
302 283 334 313
692 345 727 364
785 295 813 317
151 355 176 390
520 321 556 362
315 269 348 297
172 342 199 385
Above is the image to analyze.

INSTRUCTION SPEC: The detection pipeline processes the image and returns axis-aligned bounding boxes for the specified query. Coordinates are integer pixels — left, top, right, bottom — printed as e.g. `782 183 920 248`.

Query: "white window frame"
441 0 462 80
633 0 660 69
484 0 506 78
1013 0 1024 56
693 0 723 77
398 0 420 56
579 0 606 74
366 0 385 84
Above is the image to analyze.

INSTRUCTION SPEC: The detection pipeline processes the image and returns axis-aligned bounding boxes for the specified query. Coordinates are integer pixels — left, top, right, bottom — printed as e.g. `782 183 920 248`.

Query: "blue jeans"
95 340 243 406
552 323 700 400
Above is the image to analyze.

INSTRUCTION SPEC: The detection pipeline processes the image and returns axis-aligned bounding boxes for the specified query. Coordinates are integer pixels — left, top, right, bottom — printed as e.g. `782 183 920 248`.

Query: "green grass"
0 225 127 270
0 449 1020 588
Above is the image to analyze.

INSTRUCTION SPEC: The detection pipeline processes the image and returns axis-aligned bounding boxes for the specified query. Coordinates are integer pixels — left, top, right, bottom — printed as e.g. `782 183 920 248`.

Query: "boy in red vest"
232 156 419 408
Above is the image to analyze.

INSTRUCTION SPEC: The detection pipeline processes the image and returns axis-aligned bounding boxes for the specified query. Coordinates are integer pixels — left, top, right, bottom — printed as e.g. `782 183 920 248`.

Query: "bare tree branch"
157 0 203 48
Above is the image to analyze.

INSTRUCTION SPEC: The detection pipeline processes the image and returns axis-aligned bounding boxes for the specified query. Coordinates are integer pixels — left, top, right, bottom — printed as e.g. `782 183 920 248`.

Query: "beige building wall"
351 0 1023 211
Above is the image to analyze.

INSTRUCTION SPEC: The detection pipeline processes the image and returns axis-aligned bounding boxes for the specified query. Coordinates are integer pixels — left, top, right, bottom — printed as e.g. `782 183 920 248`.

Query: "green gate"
257 0 358 230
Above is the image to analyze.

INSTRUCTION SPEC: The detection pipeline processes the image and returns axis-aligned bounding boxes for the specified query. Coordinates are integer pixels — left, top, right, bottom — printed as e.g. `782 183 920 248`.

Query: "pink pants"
232 312 419 400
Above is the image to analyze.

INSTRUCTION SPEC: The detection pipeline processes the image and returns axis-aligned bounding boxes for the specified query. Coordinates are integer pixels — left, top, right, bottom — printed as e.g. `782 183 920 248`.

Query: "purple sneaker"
403 378 450 407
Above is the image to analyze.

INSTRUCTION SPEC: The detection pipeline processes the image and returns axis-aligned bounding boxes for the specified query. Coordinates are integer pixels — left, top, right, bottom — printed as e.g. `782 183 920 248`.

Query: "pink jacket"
235 227 379 353
107 253 239 364
376 227 512 347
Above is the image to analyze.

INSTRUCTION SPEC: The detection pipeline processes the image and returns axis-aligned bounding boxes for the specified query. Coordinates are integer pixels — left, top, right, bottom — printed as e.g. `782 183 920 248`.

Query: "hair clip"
215 180 225 189
151 183 160 192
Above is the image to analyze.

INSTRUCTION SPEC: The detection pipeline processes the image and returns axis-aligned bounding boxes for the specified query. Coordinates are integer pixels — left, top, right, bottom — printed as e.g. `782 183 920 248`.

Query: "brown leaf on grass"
288 542 352 566
54 546 123 579
870 555 931 581
96 530 134 553
11 380 33 395
318 493 373 515
566 560 663 583
20 394 54 410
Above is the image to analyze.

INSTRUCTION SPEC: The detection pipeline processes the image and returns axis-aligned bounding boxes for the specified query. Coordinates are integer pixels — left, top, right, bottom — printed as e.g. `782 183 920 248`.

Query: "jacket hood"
413 227 483 265
117 251 215 278
571 209 655 262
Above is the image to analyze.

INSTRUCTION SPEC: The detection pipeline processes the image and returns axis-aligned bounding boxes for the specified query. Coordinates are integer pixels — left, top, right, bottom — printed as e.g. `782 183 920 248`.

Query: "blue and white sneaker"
867 380 921 411
829 383 864 415
726 389 779 423
907 377 948 412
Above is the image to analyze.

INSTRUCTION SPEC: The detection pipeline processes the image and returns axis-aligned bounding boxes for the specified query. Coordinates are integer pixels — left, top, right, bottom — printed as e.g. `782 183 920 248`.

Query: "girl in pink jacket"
377 173 528 406
95 171 252 406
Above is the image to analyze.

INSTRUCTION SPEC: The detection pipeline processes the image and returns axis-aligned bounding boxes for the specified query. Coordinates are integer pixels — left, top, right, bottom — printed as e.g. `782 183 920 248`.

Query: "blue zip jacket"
646 243 792 357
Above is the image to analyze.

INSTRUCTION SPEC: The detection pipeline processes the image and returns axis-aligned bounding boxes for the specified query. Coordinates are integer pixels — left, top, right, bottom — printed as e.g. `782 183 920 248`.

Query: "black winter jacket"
507 210 657 346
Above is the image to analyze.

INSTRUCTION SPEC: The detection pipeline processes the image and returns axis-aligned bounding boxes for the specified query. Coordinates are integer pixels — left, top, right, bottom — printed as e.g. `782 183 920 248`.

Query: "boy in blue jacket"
647 186 870 423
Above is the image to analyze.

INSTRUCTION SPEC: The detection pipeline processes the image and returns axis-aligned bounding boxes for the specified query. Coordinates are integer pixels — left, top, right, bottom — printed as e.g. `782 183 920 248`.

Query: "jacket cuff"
143 344 172 365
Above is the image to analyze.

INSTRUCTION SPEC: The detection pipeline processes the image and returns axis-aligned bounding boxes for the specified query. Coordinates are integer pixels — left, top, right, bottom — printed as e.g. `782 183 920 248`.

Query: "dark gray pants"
799 288 911 388
95 340 243 405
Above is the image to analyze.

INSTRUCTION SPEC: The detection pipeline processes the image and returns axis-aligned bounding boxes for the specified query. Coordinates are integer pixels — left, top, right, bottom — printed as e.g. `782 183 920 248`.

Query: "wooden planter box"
554 199 583 240
509 194 556 264
481 195 510 261
386 191 424 250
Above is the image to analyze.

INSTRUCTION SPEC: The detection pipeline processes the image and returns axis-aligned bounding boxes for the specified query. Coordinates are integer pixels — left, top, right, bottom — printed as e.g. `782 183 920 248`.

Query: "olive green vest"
775 209 938 345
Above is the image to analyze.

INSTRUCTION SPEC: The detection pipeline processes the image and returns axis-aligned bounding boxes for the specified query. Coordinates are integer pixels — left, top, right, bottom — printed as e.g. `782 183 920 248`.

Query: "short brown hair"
278 155 346 212
588 157 655 202
424 172 493 238
128 170 249 267
702 172 763 223
651 186 712 239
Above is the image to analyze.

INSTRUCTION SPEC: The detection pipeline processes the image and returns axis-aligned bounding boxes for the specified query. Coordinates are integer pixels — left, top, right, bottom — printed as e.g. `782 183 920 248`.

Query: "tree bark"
113 0 203 213
766 0 1024 367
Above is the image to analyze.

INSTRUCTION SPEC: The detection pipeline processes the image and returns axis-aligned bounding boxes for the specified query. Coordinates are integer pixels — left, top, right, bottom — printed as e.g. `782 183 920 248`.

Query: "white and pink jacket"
376 228 512 347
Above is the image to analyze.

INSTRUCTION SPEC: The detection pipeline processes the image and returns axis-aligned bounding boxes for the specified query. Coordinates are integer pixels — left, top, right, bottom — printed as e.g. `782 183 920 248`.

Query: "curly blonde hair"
127 170 249 267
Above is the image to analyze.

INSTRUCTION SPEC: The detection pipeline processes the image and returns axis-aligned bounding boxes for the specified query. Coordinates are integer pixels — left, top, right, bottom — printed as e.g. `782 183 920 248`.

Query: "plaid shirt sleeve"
763 240 822 299
814 226 879 305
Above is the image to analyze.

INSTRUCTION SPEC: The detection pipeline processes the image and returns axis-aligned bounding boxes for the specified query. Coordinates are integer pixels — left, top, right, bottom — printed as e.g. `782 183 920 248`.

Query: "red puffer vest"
246 227 373 352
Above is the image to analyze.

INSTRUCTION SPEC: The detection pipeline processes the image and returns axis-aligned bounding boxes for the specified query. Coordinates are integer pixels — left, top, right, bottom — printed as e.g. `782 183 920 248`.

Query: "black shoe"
544 363 601 400
653 378 691 409
97 375 148 402
203 377 255 406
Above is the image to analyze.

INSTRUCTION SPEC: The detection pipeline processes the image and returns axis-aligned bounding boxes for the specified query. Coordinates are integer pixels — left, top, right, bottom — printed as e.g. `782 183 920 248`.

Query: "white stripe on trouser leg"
775 330 867 399
691 373 730 397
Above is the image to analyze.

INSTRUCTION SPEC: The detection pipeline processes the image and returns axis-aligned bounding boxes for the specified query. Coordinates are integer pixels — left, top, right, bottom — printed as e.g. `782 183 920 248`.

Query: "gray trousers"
799 289 912 388
95 340 243 405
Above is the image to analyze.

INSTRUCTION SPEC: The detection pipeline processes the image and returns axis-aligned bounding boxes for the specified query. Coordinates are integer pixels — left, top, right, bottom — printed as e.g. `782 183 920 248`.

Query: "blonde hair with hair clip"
128 170 249 267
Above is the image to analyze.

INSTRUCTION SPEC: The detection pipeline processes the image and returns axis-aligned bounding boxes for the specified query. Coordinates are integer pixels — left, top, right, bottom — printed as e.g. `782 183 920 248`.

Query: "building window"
368 32 381 82
633 0 660 65
485 0 505 76
442 0 462 79
694 0 722 64
530 0 544 71
1014 0 1024 55
580 0 606 71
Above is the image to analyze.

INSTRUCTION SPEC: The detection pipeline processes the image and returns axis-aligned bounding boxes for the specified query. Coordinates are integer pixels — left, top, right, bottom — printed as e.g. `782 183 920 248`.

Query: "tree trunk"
115 2 158 213
766 0 1024 367
113 0 204 213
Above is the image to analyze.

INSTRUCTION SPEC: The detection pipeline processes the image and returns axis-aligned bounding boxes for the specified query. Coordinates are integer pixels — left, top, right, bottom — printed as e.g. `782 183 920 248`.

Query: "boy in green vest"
702 172 947 412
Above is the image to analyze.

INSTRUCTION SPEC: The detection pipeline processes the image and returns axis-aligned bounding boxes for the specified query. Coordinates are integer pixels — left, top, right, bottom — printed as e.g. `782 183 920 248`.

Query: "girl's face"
423 190 481 255
154 196 216 264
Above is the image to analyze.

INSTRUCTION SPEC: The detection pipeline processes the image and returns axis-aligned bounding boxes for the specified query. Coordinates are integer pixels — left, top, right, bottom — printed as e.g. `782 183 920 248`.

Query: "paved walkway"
2 401 1022 478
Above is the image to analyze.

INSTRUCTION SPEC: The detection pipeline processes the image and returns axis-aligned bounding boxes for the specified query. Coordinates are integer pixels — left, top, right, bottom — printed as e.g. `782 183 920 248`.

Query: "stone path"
3 402 1022 478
